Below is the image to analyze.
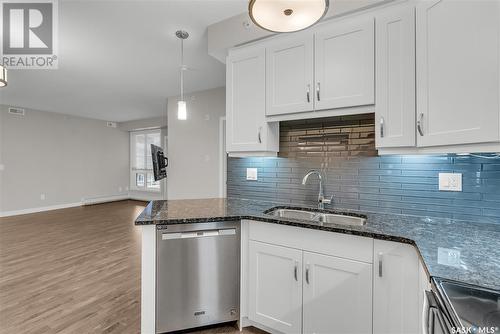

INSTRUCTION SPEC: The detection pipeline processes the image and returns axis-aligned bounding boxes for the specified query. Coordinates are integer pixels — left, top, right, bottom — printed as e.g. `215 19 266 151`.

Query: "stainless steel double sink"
266 208 366 226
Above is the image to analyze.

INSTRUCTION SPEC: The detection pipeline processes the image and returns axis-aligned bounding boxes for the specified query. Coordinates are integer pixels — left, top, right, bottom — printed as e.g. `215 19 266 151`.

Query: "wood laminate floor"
0 201 264 334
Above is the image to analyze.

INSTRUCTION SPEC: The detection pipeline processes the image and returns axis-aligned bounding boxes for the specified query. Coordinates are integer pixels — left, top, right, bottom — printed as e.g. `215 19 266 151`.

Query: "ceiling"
0 0 247 122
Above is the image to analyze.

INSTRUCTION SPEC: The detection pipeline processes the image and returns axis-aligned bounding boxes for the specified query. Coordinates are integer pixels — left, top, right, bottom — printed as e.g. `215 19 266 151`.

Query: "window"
130 130 161 192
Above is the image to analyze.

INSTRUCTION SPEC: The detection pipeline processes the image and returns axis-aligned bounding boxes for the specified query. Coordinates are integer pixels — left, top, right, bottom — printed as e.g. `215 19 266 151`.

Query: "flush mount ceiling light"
0 64 7 87
248 0 329 33
176 30 189 120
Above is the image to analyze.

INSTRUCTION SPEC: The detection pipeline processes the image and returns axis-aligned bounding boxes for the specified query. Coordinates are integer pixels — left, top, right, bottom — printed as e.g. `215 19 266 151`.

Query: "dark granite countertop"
135 198 500 291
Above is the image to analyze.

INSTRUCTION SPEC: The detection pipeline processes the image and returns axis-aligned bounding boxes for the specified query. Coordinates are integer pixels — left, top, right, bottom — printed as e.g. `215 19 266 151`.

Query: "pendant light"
0 64 7 87
249 0 329 33
176 30 189 120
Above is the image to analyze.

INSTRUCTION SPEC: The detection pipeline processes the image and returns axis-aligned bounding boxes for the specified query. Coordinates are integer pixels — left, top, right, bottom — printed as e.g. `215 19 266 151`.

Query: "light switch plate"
439 173 462 191
246 168 258 181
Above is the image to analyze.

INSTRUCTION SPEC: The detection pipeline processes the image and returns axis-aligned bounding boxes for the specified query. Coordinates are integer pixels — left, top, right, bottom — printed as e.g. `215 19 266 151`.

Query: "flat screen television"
151 144 168 181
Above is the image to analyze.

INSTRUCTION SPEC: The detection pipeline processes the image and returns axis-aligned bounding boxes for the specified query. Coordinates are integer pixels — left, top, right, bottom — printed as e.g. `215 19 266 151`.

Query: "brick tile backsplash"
227 114 500 224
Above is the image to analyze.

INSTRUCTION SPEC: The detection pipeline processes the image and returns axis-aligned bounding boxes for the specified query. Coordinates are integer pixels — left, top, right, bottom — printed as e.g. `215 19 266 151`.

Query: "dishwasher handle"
162 228 236 240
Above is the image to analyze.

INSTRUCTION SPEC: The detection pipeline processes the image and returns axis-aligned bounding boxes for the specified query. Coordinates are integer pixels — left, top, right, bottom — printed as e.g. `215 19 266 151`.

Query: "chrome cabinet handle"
258 126 262 144
294 261 298 281
320 195 333 206
305 264 310 284
417 113 424 136
306 84 311 103
378 252 383 277
422 290 431 334
380 117 385 138
316 83 321 101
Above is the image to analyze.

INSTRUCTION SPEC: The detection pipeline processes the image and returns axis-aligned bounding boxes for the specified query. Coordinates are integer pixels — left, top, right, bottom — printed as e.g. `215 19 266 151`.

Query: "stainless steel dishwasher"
156 221 240 333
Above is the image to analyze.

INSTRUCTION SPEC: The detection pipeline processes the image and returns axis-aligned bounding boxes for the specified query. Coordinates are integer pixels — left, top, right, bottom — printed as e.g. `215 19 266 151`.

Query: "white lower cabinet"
248 241 303 334
247 222 374 334
302 252 372 334
373 239 420 334
245 222 426 334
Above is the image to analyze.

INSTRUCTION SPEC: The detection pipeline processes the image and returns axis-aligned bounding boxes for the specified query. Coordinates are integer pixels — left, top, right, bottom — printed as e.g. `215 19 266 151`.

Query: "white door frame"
219 117 227 198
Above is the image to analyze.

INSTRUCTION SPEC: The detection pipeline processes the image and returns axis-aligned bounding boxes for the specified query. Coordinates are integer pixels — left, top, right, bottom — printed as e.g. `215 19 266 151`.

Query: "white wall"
0 105 130 214
167 87 225 200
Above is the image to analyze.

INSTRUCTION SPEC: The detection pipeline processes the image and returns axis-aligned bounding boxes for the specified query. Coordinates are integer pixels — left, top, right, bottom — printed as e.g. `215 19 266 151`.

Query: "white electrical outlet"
40 193 46 201
439 173 462 191
246 168 258 181
437 247 461 267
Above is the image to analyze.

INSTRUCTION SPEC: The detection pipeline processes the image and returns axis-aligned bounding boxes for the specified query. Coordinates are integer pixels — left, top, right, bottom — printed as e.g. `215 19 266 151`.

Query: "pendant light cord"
180 38 184 101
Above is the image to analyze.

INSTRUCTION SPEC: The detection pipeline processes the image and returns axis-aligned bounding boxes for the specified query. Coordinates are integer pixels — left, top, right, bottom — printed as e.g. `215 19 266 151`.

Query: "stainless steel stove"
424 278 500 334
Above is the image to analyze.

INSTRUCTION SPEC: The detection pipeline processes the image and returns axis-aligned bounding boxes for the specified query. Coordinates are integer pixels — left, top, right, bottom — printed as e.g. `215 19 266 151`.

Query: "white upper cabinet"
248 241 303 334
266 34 314 116
375 5 416 148
226 46 279 155
416 0 500 147
302 251 373 334
373 240 420 334
227 1 500 154
314 15 375 111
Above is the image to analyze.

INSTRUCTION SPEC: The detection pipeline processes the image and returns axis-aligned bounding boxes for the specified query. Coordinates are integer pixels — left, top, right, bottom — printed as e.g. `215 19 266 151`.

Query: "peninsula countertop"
135 197 500 291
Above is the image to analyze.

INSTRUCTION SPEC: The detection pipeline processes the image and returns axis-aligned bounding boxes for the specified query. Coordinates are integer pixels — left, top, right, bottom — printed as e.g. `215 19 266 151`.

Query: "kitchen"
139 0 500 333
0 1 499 334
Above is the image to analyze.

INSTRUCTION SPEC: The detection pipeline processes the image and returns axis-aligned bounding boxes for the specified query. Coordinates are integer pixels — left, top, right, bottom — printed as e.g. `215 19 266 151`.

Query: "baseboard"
82 194 130 206
129 196 158 202
128 192 163 202
0 202 82 218
0 193 133 218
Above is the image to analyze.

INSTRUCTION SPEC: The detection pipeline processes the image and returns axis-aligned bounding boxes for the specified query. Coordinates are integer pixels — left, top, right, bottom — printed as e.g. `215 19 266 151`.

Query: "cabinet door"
303 251 372 334
416 0 500 147
314 16 375 111
266 34 314 116
418 260 431 334
375 6 416 148
373 240 420 334
248 241 302 334
226 47 268 152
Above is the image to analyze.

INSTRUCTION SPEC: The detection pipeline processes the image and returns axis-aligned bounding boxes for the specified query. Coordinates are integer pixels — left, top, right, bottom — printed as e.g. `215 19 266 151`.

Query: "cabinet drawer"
247 220 373 263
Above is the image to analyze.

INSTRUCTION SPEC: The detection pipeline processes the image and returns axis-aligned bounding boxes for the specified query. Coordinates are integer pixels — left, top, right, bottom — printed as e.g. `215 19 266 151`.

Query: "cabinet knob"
306 84 311 103
258 127 262 144
316 83 321 101
380 117 385 138
305 264 310 284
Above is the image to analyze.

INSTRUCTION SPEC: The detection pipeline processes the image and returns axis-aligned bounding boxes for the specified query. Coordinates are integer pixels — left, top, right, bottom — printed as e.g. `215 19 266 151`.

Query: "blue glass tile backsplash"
226 114 500 224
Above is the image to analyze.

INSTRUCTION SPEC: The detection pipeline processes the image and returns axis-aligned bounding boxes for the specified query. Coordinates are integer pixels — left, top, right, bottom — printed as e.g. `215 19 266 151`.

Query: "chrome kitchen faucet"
302 170 333 210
